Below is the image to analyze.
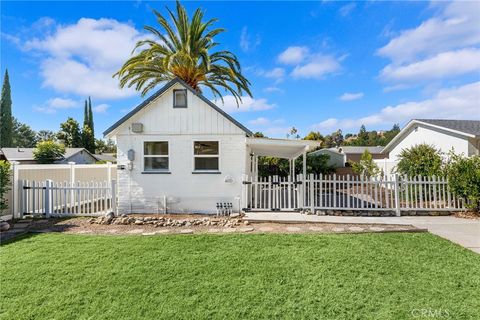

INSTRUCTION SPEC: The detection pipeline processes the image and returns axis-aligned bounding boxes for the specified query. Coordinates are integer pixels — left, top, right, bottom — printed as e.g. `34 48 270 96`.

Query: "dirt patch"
27 216 420 236
454 211 480 220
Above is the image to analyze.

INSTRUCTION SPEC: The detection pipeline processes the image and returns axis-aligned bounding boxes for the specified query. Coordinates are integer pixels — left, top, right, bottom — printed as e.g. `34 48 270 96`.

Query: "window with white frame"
194 141 219 171
173 89 187 108
144 141 169 171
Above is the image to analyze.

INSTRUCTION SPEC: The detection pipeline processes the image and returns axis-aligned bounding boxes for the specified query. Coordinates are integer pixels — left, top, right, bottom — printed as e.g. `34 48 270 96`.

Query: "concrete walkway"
244 212 480 254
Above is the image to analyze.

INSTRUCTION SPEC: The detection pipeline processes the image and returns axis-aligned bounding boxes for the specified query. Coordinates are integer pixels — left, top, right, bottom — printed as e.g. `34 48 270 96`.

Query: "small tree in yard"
445 154 480 212
0 161 11 214
351 150 382 178
396 144 443 177
33 141 65 164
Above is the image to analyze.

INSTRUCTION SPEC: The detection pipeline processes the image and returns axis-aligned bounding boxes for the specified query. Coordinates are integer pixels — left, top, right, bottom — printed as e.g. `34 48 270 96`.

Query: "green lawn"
1 233 479 320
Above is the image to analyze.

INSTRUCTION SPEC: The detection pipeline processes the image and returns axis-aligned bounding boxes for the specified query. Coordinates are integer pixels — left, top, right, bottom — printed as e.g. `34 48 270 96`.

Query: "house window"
144 141 169 171
194 141 219 171
173 89 187 108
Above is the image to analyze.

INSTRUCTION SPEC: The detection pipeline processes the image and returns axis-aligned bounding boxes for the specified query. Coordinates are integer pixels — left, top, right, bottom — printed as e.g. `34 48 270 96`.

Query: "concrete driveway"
244 212 480 254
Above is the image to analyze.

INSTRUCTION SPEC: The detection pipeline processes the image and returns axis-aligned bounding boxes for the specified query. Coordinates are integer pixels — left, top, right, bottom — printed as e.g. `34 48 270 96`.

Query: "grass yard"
1 233 479 320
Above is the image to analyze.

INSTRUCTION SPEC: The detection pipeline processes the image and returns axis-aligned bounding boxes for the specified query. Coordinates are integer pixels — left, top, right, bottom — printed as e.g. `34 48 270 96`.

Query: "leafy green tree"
95 139 116 154
445 154 480 211
351 150 382 178
36 130 57 142
396 144 443 177
304 131 323 142
58 117 82 147
33 141 66 164
0 161 11 214
114 1 251 105
0 69 13 147
253 132 265 138
12 117 38 147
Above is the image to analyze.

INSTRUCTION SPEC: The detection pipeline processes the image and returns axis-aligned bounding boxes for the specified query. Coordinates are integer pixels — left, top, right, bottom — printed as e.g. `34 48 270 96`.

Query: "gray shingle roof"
415 119 480 137
0 148 96 161
310 146 384 156
336 146 384 154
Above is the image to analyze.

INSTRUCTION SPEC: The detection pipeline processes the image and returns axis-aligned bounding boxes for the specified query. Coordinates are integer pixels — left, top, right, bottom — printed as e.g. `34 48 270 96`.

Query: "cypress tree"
88 97 94 137
83 99 89 128
0 70 13 147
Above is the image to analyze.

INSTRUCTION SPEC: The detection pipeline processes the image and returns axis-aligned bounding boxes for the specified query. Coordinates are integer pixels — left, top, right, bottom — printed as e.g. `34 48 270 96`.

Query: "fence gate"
20 180 116 218
242 175 301 211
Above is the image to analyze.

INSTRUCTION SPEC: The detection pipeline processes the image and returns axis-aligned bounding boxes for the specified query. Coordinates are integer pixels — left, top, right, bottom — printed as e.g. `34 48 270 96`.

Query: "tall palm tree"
114 1 251 105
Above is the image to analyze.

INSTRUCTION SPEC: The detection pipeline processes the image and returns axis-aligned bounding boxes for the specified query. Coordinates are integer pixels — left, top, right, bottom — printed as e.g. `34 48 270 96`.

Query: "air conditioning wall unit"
131 123 143 133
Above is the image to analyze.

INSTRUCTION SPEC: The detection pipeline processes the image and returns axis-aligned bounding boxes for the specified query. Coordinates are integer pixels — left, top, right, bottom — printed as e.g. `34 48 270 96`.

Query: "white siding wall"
389 124 471 161
112 84 248 214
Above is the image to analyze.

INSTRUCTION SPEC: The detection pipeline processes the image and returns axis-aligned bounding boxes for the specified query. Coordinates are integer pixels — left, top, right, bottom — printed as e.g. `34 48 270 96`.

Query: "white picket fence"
243 174 465 215
19 180 116 218
7 162 116 218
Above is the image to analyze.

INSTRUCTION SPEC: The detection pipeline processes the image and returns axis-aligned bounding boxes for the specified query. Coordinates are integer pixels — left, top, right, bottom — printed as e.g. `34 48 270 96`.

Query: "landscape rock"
0 222 10 232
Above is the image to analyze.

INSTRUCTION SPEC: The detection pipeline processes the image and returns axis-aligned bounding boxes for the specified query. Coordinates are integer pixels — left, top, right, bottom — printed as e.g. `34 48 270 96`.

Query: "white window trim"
192 140 221 173
143 140 170 172
173 89 188 108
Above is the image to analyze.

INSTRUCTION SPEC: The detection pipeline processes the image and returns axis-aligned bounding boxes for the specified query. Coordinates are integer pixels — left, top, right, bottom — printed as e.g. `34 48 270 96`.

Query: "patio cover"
246 137 320 159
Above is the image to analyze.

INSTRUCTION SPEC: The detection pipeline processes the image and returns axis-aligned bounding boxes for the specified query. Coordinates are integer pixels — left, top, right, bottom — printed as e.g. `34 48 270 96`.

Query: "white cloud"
215 96 276 113
93 103 110 113
339 92 364 101
263 67 285 79
278 46 309 65
339 3 356 17
380 48 480 82
248 117 284 126
312 81 480 131
291 55 341 79
23 18 146 99
378 2 480 64
263 86 284 94
34 97 79 114
377 2 480 87
239 26 260 52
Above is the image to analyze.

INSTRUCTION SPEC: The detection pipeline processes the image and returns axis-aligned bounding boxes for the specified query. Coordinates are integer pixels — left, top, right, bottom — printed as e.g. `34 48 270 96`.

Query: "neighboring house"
94 153 117 163
309 146 385 168
104 78 318 214
0 147 100 164
382 119 480 161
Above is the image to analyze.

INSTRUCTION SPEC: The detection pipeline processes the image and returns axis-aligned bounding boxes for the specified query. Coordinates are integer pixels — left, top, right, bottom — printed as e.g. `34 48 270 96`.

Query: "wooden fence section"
243 174 465 215
20 180 116 218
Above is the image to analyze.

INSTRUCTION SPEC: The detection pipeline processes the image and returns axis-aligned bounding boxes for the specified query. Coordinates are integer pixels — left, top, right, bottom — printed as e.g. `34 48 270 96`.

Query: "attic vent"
131 123 143 133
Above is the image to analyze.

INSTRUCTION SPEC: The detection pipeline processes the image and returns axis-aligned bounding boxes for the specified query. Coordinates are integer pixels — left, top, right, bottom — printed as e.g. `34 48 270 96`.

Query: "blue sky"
1 1 479 138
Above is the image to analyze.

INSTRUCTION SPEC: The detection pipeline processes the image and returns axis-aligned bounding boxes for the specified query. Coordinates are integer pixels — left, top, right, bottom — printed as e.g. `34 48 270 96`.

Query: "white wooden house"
382 119 480 161
104 78 318 214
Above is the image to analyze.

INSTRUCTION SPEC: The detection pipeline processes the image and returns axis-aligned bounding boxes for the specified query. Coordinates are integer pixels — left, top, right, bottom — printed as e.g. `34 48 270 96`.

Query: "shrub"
33 141 66 164
445 154 480 211
0 161 11 214
351 150 382 178
396 144 443 177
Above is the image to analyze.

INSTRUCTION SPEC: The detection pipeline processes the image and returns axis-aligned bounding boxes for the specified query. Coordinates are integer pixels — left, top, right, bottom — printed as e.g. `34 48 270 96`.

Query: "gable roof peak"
103 78 252 136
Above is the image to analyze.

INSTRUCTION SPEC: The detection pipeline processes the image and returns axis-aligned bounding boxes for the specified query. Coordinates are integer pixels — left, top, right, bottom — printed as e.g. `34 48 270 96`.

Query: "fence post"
393 173 400 216
44 179 53 218
309 174 315 213
107 162 112 182
111 180 117 216
10 161 20 219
